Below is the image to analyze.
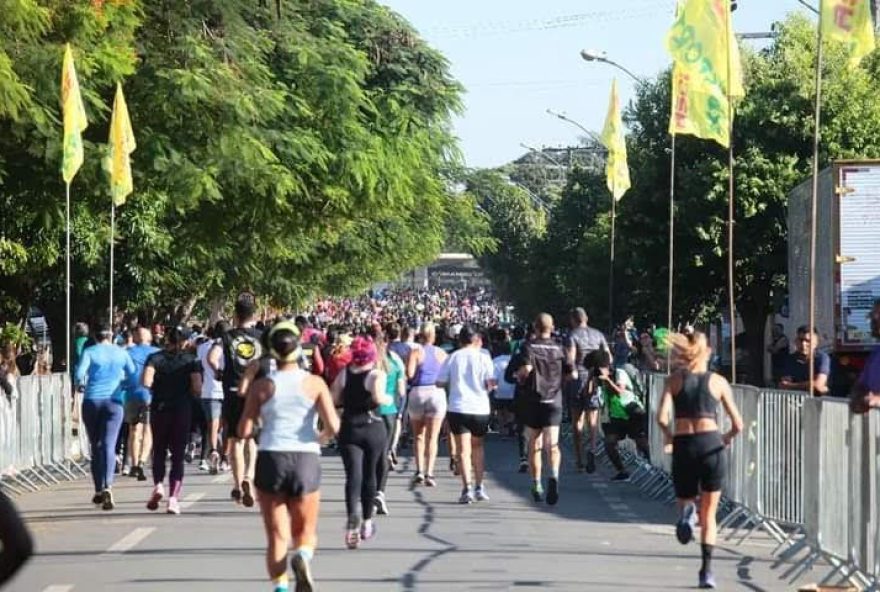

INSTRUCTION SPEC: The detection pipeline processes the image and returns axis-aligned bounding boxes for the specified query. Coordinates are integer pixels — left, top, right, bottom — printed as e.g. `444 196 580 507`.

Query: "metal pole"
667 134 677 374
109 201 115 330
808 18 825 397
726 7 738 384
609 196 616 334
65 182 71 373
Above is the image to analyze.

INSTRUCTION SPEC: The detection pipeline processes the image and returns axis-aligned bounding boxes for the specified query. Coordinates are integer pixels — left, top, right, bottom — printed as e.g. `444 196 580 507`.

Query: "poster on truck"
837 163 880 348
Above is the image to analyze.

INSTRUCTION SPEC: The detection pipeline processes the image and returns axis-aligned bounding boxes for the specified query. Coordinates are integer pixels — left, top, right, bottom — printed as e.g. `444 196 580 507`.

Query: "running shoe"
92 491 104 505
121 463 131 476
184 443 194 463
518 458 529 473
531 484 544 503
375 492 389 516
585 451 596 474
101 488 115 511
450 458 460 476
424 475 437 487
345 529 360 550
147 483 165 511
546 478 559 506
219 459 230 472
291 551 315 592
458 488 475 505
136 465 147 482
198 459 209 472
411 472 425 486
698 570 716 589
474 485 490 502
242 480 255 508
611 471 631 483
360 520 376 541
166 496 181 515
209 450 220 475
676 502 697 545
231 488 242 503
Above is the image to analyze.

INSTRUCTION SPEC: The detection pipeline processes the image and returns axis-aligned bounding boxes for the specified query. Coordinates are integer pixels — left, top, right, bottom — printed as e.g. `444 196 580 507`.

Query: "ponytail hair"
667 331 711 371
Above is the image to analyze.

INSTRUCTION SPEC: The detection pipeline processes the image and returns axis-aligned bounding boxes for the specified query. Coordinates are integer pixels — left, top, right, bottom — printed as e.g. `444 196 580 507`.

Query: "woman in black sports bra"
656 331 742 590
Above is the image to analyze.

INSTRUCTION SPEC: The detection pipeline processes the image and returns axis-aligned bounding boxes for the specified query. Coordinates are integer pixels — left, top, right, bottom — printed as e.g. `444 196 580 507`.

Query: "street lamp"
544 109 604 146
580 49 645 85
519 143 564 167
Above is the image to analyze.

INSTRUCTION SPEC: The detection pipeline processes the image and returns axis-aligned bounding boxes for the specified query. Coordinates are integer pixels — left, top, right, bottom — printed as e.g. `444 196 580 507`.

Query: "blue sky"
380 0 811 168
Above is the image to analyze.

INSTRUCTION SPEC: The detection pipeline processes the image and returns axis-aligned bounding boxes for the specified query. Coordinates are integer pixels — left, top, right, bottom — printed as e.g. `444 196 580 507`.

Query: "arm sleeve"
817 353 831 376
74 349 90 386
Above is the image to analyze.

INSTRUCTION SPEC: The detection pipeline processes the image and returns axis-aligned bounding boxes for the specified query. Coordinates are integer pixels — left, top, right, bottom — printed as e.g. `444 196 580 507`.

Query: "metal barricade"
757 389 807 527
0 373 86 495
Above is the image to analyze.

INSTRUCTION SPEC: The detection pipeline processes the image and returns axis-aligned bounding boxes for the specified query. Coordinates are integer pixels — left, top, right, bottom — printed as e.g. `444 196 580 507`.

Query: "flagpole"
667 133 676 374
65 182 71 374
726 8 737 384
609 196 616 335
808 16 825 398
109 201 115 329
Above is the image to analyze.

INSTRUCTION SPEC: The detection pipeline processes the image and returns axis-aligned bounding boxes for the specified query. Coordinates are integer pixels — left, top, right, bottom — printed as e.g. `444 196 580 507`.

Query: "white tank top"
259 368 320 453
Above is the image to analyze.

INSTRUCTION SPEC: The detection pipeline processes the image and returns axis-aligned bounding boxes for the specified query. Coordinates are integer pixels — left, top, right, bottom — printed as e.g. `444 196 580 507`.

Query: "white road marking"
42 586 74 592
180 492 205 509
103 527 156 554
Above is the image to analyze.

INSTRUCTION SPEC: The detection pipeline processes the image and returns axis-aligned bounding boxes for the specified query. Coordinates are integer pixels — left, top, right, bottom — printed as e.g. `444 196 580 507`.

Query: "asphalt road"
6 436 814 592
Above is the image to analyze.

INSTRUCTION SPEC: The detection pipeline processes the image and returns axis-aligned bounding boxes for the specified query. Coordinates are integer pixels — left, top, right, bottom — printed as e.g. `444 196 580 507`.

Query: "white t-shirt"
198 340 224 401
438 346 495 415
492 354 515 400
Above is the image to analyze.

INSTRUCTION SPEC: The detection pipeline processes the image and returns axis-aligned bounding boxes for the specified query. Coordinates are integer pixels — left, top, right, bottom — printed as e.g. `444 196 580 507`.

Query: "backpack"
222 327 263 392
621 363 646 403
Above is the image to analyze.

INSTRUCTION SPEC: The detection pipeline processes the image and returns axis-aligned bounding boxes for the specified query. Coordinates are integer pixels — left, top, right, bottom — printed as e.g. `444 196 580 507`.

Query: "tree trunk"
739 294 771 387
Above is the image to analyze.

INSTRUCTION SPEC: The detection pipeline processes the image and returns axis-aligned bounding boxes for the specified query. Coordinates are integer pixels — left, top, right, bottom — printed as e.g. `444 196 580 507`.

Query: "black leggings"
0 490 33 584
339 418 387 525
377 413 398 493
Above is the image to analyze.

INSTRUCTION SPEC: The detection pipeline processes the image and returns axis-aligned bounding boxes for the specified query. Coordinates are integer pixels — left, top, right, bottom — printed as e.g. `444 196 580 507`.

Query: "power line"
422 2 674 39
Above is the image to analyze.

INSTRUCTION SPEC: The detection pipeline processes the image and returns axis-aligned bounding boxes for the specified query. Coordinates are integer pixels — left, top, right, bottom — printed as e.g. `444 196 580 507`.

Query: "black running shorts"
447 412 491 437
522 401 563 429
222 394 245 439
672 432 726 499
254 451 321 498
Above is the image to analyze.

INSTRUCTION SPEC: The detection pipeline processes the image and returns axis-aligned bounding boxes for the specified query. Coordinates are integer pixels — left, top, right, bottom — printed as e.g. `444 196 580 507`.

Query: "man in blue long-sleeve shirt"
75 323 136 510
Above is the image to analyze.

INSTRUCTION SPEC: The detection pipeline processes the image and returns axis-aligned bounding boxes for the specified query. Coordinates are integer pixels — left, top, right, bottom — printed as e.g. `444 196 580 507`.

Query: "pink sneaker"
146 484 164 511
166 497 181 515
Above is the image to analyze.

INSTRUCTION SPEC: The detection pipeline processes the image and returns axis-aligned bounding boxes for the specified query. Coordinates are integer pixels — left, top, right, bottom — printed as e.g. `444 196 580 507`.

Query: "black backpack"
222 327 263 393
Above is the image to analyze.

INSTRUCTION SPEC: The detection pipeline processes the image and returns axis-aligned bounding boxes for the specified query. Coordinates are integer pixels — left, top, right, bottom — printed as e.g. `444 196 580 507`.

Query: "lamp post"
580 49 646 85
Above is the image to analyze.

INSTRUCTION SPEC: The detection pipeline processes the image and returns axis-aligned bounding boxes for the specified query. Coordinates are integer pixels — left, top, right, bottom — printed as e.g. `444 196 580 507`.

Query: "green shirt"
601 368 638 421
379 352 404 415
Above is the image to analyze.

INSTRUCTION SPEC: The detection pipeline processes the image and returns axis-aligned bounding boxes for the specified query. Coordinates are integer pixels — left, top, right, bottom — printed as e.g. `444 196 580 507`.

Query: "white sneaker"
219 460 230 472
198 459 209 472
121 464 131 476
166 497 181 515
474 485 490 502
209 450 220 475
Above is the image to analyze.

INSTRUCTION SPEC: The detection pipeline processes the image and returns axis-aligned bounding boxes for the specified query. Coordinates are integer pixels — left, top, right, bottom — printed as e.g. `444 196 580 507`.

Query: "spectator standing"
779 326 830 396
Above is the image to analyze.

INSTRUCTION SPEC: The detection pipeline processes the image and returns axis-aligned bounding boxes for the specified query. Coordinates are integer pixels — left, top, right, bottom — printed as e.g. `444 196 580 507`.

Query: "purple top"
412 344 442 387
858 348 880 394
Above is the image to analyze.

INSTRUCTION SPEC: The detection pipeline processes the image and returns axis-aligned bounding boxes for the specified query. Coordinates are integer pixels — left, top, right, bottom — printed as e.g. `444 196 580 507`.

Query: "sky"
379 0 810 168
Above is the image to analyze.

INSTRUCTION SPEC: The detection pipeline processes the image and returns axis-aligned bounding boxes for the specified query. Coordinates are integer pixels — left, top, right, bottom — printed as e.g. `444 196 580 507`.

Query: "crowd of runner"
14 283 839 590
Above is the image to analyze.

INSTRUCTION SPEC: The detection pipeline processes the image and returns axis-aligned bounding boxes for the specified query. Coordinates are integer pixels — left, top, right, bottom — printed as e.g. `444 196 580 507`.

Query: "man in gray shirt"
564 307 608 473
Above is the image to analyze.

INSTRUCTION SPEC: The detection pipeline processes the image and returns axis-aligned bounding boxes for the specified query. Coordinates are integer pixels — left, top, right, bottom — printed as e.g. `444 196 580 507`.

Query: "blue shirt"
782 351 831 384
127 344 160 403
858 347 880 394
74 343 136 402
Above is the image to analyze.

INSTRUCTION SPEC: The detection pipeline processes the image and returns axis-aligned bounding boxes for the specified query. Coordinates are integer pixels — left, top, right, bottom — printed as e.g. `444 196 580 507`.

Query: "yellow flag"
61 43 88 183
821 0 876 66
666 0 744 147
600 79 631 201
108 83 136 206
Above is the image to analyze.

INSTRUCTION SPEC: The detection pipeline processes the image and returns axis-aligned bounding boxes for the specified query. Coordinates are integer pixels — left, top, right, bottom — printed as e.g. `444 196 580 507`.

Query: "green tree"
0 1 479 366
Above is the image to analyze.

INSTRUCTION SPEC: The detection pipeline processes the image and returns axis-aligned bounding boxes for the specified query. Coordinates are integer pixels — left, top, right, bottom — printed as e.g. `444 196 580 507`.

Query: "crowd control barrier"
0 373 88 495
606 372 880 589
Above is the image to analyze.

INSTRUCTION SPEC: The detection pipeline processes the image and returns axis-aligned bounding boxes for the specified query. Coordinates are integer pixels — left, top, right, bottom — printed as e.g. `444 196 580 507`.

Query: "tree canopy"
0 1 489 352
